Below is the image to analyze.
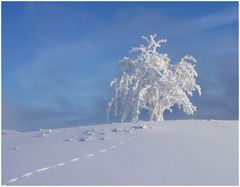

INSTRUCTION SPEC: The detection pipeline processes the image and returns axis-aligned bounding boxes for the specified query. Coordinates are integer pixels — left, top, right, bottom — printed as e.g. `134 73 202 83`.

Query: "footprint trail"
4 125 144 185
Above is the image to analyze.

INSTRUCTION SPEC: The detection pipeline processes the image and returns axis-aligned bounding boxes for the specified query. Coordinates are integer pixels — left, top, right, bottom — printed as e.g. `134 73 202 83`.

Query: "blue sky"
2 2 238 131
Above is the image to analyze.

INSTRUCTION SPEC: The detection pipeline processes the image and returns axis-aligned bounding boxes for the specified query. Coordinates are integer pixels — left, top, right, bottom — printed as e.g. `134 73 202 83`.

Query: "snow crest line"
4 132 139 185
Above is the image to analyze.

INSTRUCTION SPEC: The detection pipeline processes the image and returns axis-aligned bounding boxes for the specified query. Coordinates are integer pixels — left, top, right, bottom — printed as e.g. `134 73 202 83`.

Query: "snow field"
2 120 238 185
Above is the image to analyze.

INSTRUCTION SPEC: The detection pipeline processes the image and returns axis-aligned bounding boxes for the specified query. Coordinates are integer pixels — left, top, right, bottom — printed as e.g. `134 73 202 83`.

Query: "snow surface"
2 120 238 185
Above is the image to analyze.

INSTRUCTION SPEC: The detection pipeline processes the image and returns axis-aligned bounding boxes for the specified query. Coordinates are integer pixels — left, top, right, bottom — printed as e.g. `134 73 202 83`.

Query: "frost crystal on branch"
107 34 201 122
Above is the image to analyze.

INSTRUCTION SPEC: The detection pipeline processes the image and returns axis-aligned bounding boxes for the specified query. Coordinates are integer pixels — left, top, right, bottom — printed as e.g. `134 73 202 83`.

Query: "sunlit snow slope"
2 120 238 185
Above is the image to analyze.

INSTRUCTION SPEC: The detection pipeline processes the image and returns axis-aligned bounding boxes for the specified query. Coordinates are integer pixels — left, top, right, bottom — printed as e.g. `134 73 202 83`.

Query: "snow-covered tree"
107 34 201 122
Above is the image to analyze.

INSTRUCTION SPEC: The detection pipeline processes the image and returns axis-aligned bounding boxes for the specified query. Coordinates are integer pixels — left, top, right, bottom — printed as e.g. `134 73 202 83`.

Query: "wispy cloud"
173 8 237 35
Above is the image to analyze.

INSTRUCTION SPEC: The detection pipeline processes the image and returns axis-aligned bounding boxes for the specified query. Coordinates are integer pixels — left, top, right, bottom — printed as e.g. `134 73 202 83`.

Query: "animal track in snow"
69 158 80 162
36 133 47 137
56 162 66 166
65 138 74 141
79 136 93 142
132 125 148 130
110 145 118 149
7 178 19 183
119 141 124 144
99 131 110 136
13 147 20 151
20 172 33 178
99 136 110 140
112 128 124 132
99 149 107 153
4 127 140 185
85 153 95 157
35 167 51 172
